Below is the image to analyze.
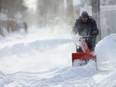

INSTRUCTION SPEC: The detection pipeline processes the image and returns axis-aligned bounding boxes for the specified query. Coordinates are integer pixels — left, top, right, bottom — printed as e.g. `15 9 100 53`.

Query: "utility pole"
91 0 101 41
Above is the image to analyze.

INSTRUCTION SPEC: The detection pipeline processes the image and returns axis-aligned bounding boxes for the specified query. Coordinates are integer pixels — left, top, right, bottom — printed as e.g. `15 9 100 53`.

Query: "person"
73 11 99 51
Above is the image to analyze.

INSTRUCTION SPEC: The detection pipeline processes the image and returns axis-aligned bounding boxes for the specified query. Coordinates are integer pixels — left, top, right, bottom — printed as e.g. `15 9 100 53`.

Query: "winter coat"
73 16 99 37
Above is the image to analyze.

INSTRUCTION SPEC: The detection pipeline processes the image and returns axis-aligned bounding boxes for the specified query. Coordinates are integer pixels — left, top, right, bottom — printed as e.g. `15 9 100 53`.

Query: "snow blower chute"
72 36 96 66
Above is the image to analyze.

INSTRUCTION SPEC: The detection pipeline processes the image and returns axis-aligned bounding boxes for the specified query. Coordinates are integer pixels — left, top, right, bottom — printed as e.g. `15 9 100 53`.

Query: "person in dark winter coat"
73 11 99 51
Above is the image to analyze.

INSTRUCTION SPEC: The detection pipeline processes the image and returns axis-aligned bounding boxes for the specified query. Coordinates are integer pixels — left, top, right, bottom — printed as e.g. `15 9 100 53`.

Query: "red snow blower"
72 36 97 67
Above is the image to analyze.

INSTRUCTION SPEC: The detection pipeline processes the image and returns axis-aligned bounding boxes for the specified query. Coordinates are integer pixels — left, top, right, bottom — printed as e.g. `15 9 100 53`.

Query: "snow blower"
72 36 97 67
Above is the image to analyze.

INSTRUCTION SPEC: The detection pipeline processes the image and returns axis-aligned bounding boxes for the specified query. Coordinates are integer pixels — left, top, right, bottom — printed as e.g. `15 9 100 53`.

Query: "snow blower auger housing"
72 36 96 66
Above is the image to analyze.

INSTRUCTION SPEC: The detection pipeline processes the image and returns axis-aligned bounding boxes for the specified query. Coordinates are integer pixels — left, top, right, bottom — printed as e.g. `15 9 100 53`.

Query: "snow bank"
95 34 116 71
97 70 116 87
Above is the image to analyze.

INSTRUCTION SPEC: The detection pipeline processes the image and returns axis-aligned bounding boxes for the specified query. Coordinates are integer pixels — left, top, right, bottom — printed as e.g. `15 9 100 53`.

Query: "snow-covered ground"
0 1 116 86
0 24 115 87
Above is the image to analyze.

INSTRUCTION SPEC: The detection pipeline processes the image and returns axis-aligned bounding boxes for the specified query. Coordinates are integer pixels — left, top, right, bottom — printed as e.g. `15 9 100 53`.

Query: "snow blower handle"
78 36 95 43
81 35 94 39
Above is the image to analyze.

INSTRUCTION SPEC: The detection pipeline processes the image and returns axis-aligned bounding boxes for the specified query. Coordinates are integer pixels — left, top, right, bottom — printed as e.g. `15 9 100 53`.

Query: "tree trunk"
91 0 101 41
66 0 74 25
0 0 2 11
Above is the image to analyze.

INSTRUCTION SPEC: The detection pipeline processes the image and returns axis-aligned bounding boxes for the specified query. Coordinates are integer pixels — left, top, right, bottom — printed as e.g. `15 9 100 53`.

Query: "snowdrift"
95 34 116 71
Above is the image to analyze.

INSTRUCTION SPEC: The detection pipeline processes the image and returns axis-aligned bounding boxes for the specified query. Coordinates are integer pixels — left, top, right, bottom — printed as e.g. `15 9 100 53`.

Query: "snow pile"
95 34 116 71
93 69 116 87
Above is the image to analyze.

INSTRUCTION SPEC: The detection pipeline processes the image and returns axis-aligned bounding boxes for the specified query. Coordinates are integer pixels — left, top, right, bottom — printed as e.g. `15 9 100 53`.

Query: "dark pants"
86 37 96 51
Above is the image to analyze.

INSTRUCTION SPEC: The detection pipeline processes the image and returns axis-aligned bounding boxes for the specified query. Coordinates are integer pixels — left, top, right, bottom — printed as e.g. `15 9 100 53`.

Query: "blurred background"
0 0 116 39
